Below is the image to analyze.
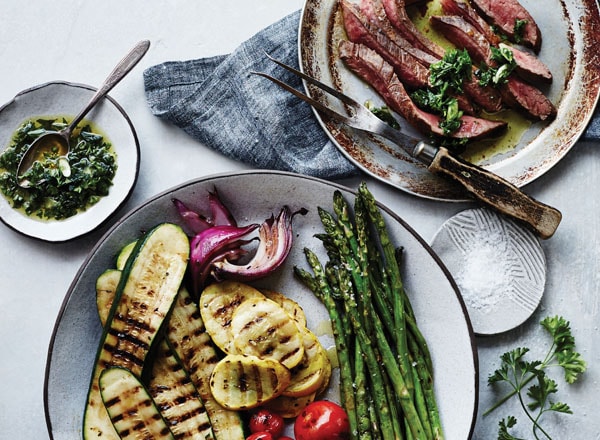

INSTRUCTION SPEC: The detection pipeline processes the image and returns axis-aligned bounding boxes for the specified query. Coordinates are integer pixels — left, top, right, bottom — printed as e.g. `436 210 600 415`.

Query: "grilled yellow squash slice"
230 297 304 369
99 366 175 440
199 281 266 353
261 392 317 418
283 326 330 397
261 289 307 327
210 354 291 410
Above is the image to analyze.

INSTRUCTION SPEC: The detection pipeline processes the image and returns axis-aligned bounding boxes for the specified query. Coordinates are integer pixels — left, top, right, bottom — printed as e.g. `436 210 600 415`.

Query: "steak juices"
337 0 554 150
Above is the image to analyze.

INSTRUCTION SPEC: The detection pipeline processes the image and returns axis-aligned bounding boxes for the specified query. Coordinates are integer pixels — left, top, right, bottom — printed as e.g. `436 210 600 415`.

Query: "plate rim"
298 0 600 201
43 169 479 439
0 80 140 243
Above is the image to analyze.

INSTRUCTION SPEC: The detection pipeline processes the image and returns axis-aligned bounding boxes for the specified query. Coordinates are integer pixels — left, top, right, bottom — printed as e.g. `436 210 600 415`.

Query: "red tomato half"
294 400 350 440
248 409 285 438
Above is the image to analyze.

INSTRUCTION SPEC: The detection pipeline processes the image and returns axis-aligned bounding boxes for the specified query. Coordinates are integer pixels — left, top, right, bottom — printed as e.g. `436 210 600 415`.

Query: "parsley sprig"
485 315 587 440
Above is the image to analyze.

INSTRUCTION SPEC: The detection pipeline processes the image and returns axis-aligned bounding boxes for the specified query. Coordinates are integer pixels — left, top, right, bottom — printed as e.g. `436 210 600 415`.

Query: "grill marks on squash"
200 281 267 354
209 354 291 410
231 297 304 369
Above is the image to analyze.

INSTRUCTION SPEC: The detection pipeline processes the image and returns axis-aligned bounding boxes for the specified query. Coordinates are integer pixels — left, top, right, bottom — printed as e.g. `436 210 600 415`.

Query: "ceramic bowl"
431 208 546 335
0 81 139 242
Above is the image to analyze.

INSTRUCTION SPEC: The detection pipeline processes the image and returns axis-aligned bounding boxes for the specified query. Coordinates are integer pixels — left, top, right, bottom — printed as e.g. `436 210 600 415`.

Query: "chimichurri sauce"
0 117 117 220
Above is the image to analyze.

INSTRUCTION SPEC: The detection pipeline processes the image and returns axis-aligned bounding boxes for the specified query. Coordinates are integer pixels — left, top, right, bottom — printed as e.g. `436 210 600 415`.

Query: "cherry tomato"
248 409 285 438
294 400 350 440
246 432 273 440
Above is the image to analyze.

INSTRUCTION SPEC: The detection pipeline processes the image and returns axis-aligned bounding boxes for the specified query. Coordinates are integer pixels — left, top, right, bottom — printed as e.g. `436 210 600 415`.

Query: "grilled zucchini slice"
83 223 189 440
168 286 245 440
210 354 291 410
148 340 215 440
230 297 304 369
99 366 174 440
95 269 121 324
116 240 137 270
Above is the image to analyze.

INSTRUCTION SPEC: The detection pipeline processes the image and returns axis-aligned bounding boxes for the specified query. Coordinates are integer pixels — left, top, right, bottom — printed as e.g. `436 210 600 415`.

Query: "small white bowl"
0 81 139 242
431 208 546 335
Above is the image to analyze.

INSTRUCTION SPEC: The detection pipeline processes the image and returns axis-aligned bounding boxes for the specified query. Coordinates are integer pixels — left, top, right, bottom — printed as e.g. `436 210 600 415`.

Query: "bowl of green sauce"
0 81 140 242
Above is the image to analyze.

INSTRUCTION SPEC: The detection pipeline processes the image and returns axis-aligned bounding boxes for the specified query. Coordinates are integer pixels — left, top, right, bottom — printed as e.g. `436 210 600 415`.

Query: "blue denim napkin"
583 113 600 141
144 10 600 180
143 10 359 180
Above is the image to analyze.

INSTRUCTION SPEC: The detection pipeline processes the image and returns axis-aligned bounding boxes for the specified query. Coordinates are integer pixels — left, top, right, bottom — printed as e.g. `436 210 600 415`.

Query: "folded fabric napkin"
583 114 600 141
143 10 359 180
144 10 600 180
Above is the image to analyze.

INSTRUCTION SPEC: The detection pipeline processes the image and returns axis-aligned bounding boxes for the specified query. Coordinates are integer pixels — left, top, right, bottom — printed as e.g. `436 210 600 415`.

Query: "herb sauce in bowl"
0 116 117 220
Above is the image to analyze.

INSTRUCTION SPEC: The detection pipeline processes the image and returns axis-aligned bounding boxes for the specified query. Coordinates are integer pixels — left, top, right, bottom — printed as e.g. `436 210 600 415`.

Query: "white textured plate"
431 208 546 335
0 81 140 242
299 0 600 200
44 171 478 439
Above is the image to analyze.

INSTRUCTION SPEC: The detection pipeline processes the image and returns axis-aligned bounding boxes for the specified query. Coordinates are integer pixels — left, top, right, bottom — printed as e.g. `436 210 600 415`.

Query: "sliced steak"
381 0 446 58
470 0 542 52
501 77 556 121
360 0 439 66
430 15 491 64
338 40 507 140
440 0 552 84
430 15 555 120
439 0 501 45
342 0 431 89
358 0 475 113
500 43 552 84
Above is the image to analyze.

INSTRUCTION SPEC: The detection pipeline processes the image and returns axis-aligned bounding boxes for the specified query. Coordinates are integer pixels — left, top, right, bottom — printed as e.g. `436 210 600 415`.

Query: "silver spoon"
16 40 150 188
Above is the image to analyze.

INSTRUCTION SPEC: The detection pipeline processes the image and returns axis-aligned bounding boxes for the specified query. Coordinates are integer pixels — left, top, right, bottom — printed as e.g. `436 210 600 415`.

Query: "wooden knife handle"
428 147 562 239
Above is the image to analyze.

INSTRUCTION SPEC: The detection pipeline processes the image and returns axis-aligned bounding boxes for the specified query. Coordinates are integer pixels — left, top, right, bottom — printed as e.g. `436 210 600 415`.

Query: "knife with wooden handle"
412 141 561 239
255 57 563 239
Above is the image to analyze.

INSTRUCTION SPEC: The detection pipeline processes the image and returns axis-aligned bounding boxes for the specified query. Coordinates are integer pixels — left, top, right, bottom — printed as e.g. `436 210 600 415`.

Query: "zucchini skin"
97 272 216 440
168 287 246 440
100 366 175 440
84 223 190 440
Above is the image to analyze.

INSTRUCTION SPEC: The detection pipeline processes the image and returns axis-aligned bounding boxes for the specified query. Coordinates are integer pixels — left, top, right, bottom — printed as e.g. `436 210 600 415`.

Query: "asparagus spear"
295 183 444 440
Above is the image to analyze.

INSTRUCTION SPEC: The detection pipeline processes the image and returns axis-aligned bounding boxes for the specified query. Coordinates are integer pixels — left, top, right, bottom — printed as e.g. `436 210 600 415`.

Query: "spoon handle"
67 40 151 131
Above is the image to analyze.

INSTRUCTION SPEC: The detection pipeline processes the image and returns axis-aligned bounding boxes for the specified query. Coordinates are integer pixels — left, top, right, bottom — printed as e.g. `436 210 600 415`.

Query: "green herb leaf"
498 416 525 440
513 19 528 44
477 46 516 87
429 48 472 92
486 315 586 440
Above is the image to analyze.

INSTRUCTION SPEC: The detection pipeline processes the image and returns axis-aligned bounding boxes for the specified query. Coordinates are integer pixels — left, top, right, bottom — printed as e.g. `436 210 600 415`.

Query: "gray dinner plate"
44 170 478 439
